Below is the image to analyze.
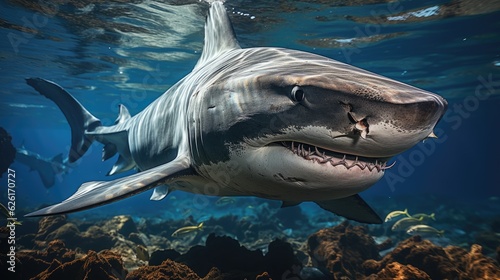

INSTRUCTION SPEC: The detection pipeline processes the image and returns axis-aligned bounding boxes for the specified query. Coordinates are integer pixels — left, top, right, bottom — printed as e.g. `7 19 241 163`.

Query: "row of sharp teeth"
281 141 395 172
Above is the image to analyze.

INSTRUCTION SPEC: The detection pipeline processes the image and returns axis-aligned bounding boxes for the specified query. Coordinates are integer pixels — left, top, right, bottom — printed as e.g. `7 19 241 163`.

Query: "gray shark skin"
25 1 447 223
15 147 70 188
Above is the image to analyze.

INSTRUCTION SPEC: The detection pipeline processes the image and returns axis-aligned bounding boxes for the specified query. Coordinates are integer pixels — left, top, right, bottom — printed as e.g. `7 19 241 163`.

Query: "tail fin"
26 78 101 162
36 163 56 188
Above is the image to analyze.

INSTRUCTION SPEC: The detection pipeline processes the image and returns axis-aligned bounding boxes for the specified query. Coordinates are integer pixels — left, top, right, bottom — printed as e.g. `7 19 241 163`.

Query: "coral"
363 236 459 279
307 220 380 278
125 259 202 280
202 267 224 280
32 250 127 280
463 244 500 279
35 215 141 252
255 272 272 280
15 240 76 280
365 235 500 279
365 262 431 280
17 207 500 280
35 216 68 241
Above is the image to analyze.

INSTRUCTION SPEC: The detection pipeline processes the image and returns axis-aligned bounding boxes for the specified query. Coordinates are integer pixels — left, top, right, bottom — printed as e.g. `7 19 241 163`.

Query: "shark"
15 146 70 188
25 1 447 223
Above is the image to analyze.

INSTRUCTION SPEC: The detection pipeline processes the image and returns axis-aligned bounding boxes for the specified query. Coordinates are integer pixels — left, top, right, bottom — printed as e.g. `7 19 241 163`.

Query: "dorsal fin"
195 1 240 68
114 104 131 125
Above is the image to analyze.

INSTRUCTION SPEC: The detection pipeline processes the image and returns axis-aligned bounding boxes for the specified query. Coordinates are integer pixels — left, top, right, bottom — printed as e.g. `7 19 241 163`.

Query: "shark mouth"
279 141 394 172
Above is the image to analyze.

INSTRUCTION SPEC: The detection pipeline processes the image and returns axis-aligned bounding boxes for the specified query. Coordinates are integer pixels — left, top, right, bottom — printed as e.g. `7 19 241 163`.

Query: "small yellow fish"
135 245 149 261
171 222 204 237
391 216 424 231
215 197 236 206
384 209 411 222
411 213 435 221
406 225 444 237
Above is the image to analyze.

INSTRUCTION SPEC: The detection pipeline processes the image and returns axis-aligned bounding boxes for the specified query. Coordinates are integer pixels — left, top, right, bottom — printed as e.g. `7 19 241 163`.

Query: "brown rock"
103 215 138 236
45 223 80 241
32 250 127 280
128 232 146 246
363 236 459 279
201 267 224 280
307 220 380 279
366 236 500 279
176 234 265 277
376 238 393 252
255 271 272 280
443 244 500 279
126 259 201 280
149 249 181 266
464 244 500 279
35 216 67 240
36 218 116 252
365 262 431 280
79 225 116 251
15 240 76 279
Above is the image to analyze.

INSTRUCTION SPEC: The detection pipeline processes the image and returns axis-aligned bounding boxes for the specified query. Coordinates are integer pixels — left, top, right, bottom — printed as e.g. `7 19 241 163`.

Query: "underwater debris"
406 225 444 237
171 222 204 238
384 209 411 222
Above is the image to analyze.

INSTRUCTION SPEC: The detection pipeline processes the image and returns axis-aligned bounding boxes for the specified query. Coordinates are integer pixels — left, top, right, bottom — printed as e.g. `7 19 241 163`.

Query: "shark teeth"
280 141 394 172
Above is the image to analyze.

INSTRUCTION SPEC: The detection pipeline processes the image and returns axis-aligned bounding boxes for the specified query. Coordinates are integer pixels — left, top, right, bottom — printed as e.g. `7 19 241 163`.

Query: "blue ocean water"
0 0 499 242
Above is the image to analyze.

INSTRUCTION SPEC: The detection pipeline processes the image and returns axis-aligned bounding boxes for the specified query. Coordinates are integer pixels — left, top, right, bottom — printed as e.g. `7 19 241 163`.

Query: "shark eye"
291 86 305 102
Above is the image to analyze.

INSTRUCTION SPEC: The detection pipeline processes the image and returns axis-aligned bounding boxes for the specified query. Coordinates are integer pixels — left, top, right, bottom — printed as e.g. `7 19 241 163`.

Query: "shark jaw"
277 141 394 172
206 126 397 202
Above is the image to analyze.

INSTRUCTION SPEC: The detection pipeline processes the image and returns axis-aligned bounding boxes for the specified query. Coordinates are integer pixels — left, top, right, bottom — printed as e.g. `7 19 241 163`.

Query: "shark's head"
187 2 447 202
191 48 447 201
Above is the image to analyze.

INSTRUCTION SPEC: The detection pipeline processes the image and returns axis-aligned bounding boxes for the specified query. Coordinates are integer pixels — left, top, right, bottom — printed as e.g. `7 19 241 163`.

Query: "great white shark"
25 1 447 223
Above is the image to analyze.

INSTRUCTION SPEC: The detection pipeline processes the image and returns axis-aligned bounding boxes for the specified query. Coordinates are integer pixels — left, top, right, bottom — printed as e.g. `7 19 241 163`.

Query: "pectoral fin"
315 194 382 224
150 185 169 201
25 156 193 217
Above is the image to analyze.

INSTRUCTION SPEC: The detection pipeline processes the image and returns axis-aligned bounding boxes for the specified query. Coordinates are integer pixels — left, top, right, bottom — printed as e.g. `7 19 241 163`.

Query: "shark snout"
397 94 447 131
359 90 447 157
